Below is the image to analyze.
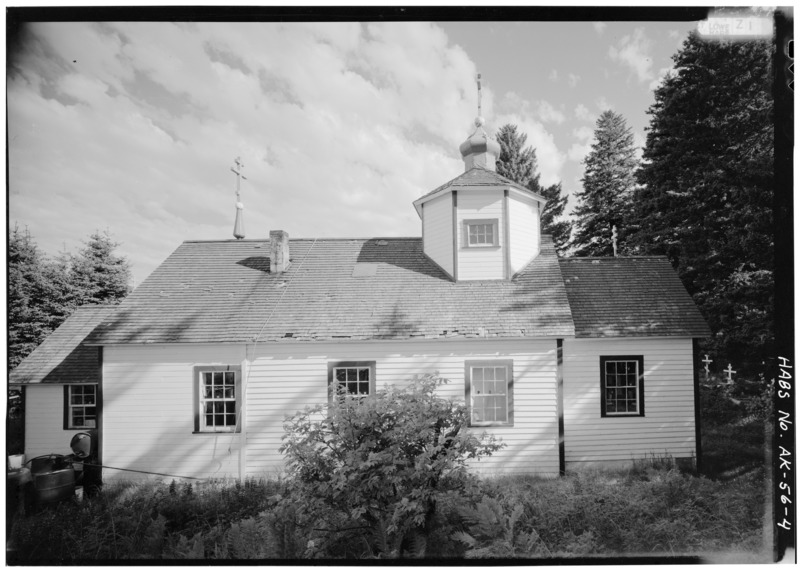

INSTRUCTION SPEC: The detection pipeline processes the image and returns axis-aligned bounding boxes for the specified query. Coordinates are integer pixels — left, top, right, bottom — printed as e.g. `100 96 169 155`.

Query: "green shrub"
280 374 504 558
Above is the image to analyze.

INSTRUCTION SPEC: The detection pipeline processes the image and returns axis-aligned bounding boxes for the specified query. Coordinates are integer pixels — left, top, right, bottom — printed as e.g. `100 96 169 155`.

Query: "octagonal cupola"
413 114 546 282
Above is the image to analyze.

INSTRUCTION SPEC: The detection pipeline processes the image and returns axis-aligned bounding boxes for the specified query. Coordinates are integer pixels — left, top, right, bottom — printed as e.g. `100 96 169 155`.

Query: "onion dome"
459 116 501 172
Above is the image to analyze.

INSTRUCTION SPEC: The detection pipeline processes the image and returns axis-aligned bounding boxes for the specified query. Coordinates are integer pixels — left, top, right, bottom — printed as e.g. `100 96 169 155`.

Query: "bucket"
34 468 75 504
8 454 24 470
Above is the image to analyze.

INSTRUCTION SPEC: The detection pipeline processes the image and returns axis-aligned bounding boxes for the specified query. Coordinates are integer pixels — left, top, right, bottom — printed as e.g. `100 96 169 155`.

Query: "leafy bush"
279 374 504 558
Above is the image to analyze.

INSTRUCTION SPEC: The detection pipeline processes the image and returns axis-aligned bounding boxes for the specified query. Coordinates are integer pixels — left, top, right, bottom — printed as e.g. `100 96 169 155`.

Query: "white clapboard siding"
456 191 504 280
422 192 453 276
244 339 560 477
103 344 246 481
24 385 85 460
562 337 697 465
508 193 540 274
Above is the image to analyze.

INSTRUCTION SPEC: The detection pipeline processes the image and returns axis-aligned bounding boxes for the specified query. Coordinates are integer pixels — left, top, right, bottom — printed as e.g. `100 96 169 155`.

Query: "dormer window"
464 219 499 248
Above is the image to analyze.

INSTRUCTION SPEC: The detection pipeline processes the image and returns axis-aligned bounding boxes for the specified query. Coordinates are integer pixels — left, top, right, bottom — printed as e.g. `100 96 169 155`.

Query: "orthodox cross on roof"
231 157 247 202
724 363 737 383
231 157 247 240
702 354 713 379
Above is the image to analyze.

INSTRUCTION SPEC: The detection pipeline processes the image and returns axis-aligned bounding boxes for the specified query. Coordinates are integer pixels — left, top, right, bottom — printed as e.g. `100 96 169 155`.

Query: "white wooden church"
10 113 709 480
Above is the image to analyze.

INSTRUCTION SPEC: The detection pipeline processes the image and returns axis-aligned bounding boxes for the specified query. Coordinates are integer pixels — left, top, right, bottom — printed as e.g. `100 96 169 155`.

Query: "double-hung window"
465 360 514 426
600 356 645 417
194 366 241 433
328 361 376 400
64 384 97 429
463 219 499 247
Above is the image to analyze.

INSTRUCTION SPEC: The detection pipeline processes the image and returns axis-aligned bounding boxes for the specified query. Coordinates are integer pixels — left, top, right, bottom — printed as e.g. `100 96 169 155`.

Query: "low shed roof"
86 235 576 344
9 305 115 384
558 257 711 338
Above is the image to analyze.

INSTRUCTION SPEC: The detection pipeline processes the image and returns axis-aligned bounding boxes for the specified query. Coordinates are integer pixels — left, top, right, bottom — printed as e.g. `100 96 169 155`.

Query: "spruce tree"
8 227 77 369
630 32 773 371
495 124 539 188
537 181 571 254
495 123 572 255
570 110 638 257
69 230 133 305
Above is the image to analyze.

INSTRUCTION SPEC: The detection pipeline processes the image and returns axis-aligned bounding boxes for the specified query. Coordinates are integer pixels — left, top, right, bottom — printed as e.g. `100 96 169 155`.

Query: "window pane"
72 394 82 405
358 381 369 395
495 367 506 382
225 401 235 415
472 397 485 422
213 386 224 399
335 368 346 382
204 373 213 386
214 372 223 384
358 368 369 381
627 400 637 412
347 381 359 395
225 386 235 398
204 385 213 399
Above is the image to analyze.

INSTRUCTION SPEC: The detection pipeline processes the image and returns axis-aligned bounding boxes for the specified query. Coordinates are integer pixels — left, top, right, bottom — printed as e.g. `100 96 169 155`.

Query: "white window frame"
328 361 376 400
465 360 514 427
194 366 241 433
64 384 98 429
463 218 499 248
600 356 645 417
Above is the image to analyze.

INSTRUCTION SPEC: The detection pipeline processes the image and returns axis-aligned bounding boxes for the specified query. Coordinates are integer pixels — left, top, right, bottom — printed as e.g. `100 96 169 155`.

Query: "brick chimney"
269 230 290 273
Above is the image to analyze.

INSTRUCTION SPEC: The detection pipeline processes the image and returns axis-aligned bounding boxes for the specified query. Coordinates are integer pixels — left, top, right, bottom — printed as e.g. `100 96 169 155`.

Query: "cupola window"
464 219 499 247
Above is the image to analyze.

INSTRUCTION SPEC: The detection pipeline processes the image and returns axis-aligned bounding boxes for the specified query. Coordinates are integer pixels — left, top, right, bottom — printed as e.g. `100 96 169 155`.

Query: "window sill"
602 413 644 418
469 422 512 428
461 245 501 250
192 430 240 435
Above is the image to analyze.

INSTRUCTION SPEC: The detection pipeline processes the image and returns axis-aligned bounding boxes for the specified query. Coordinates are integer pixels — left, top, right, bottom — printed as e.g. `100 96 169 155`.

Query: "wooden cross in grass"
701 354 712 380
724 363 737 384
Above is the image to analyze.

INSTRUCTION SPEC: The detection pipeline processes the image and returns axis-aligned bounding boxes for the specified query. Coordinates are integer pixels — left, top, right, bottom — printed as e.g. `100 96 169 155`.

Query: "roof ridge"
560 255 669 261
183 237 423 244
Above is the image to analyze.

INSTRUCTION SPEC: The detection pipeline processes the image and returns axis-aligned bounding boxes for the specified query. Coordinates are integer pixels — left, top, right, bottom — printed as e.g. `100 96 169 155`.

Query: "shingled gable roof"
9 305 115 384
558 257 710 338
413 166 545 215
86 235 575 345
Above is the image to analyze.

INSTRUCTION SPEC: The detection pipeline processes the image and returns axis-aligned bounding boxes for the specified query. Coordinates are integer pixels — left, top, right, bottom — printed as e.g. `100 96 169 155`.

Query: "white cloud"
593 22 607 35
595 97 614 112
608 27 654 83
8 21 483 283
574 104 593 122
567 73 581 88
536 101 566 124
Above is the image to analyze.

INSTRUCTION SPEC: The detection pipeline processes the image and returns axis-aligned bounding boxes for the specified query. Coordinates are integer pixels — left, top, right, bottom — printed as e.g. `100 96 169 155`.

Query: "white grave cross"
701 354 713 379
724 363 737 384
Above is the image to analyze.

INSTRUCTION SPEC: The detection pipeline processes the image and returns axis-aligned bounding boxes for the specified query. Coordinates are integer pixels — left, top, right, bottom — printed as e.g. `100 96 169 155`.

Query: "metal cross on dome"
477 72 482 118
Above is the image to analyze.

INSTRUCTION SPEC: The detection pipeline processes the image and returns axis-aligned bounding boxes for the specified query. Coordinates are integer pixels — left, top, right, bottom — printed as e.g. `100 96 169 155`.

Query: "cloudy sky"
9 14 702 285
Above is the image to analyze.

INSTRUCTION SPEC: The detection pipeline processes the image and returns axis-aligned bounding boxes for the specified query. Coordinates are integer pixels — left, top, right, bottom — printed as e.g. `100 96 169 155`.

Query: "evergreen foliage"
8 227 132 371
495 124 538 188
69 230 133 305
570 110 639 257
629 33 773 372
537 181 571 254
8 227 77 369
494 123 572 255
